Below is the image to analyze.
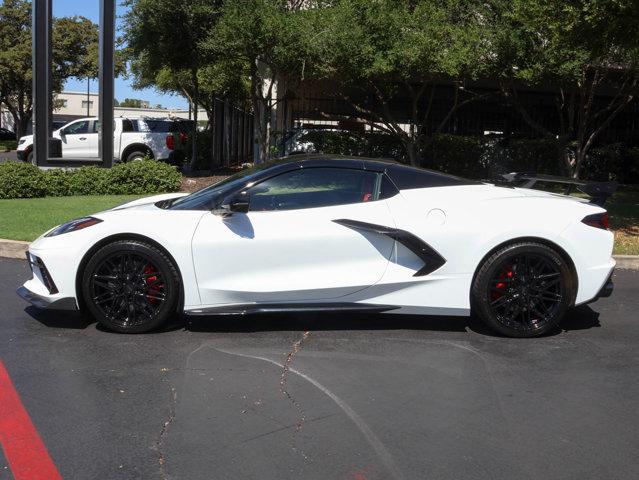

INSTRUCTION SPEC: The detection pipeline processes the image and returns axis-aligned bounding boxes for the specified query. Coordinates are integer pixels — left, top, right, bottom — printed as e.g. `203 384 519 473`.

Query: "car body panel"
192 200 395 305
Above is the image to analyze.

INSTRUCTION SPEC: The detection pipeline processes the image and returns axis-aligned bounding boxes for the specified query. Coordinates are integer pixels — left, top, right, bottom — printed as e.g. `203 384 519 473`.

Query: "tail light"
179 132 187 145
166 134 174 150
582 212 609 230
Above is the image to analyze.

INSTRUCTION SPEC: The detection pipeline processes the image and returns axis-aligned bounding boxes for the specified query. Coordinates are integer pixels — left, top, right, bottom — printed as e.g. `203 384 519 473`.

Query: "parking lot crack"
280 331 311 430
156 380 177 480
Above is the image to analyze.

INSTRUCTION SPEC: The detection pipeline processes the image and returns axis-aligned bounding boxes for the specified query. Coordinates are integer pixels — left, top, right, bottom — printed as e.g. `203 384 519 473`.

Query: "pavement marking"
0 361 62 480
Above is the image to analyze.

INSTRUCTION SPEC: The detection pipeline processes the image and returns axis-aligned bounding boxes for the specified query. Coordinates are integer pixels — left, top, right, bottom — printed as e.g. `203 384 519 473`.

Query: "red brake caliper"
144 264 163 306
491 267 513 301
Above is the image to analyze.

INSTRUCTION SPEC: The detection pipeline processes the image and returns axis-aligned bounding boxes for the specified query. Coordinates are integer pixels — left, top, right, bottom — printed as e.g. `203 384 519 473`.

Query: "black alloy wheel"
472 242 574 337
82 240 179 333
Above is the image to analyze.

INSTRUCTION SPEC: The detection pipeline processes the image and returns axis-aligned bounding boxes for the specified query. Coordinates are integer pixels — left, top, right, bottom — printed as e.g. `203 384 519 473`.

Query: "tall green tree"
314 0 494 166
210 0 319 163
0 0 101 137
494 0 639 177
124 0 225 170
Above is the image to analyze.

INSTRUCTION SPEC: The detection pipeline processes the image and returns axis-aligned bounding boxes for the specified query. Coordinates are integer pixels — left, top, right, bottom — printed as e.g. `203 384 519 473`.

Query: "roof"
260 154 477 190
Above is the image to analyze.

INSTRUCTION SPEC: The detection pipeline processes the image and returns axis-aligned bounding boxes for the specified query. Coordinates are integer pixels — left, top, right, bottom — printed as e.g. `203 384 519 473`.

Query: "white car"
16 117 187 164
17 156 616 337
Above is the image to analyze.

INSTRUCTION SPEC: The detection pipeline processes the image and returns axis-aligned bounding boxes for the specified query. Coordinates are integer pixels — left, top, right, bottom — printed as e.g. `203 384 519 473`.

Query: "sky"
55 0 188 109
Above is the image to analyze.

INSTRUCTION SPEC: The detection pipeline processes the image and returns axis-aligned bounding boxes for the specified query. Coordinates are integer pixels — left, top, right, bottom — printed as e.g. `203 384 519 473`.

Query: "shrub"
67 166 110 196
103 160 182 194
43 168 73 196
0 160 182 199
0 162 47 199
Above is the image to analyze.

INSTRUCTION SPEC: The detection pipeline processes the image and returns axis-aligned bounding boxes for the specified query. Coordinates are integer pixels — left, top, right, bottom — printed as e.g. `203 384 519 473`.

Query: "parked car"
0 127 16 141
16 117 188 164
17 155 616 337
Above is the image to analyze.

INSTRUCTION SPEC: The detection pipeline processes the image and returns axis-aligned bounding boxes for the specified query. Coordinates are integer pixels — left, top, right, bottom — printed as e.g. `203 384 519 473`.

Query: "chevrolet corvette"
17 156 616 337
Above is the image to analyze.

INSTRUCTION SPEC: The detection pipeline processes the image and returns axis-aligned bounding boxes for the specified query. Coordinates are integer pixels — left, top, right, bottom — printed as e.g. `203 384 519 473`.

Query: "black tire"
81 240 180 333
26 150 34 164
471 242 575 338
126 149 150 162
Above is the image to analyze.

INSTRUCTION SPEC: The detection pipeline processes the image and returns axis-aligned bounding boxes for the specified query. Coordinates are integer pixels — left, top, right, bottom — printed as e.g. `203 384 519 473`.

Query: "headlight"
18 139 26 145
45 217 103 237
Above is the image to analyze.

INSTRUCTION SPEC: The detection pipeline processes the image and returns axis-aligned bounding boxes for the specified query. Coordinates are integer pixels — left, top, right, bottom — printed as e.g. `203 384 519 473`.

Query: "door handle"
79 137 87 141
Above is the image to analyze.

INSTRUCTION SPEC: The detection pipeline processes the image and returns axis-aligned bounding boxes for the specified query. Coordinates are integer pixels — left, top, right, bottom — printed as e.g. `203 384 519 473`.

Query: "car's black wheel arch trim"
332 219 446 276
75 233 184 315
470 236 578 308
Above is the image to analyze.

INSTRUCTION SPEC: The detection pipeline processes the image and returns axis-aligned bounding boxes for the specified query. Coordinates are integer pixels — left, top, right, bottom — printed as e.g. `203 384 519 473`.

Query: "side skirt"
184 302 400 317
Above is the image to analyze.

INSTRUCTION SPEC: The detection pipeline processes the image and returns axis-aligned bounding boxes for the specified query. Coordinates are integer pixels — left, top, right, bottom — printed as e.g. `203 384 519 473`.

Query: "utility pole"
86 77 90 116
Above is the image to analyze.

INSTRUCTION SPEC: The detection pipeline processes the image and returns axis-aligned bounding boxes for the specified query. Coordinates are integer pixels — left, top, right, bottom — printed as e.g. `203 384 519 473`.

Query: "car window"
169 158 300 211
247 168 381 212
121 119 135 132
64 121 89 135
138 120 174 133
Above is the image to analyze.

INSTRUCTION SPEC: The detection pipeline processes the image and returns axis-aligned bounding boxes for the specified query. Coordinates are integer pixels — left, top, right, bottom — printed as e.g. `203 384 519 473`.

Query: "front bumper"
16 286 78 310
16 149 26 161
18 251 79 310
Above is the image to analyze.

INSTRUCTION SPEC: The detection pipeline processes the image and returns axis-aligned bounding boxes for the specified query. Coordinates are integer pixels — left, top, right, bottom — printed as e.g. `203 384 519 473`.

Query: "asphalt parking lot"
0 152 17 163
1 257 638 480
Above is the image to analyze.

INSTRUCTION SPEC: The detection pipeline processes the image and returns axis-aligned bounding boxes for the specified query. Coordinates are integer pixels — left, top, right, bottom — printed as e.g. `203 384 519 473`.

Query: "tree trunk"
188 70 200 172
251 78 270 164
573 147 588 179
404 140 420 167
11 111 29 139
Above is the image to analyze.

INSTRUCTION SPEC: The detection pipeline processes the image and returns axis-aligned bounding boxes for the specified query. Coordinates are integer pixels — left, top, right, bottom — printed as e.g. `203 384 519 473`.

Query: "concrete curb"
0 238 637 269
613 255 639 270
0 239 29 259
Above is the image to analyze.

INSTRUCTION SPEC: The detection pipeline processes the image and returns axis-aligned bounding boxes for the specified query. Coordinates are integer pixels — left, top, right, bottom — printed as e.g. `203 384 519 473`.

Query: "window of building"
81 100 94 109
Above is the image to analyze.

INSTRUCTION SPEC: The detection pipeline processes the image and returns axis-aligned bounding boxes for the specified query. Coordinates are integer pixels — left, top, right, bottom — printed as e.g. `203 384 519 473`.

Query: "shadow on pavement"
25 305 94 329
24 304 601 337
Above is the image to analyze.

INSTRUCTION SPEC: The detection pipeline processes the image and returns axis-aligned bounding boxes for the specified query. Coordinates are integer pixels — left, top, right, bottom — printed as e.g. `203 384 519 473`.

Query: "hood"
108 192 189 211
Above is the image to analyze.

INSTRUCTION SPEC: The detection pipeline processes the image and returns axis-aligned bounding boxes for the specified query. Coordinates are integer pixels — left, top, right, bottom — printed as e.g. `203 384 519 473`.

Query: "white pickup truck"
17 116 189 164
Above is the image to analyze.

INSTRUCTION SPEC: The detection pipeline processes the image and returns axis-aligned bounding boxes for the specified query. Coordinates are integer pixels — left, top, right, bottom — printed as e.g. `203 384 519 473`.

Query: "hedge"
0 160 182 199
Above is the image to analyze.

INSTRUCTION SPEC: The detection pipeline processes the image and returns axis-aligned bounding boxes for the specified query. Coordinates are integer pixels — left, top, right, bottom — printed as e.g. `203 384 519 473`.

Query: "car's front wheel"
471 242 575 337
81 240 180 333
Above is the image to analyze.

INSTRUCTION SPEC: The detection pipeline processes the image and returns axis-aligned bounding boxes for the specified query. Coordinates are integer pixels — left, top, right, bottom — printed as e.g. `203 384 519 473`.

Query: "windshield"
169 159 293 210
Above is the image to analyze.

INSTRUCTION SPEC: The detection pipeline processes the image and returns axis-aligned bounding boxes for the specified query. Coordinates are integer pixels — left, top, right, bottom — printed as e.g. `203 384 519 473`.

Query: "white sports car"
17 156 616 337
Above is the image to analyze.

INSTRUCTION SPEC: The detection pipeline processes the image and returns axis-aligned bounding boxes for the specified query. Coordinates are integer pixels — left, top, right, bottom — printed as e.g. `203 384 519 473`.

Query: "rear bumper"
587 270 614 304
16 286 78 310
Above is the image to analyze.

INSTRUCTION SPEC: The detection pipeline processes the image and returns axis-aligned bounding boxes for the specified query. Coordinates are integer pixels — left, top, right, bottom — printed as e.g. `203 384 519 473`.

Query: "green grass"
606 186 639 255
0 140 17 152
0 195 144 242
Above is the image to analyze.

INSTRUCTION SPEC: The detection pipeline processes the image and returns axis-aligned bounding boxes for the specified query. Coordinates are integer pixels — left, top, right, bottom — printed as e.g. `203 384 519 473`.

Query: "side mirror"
213 192 250 216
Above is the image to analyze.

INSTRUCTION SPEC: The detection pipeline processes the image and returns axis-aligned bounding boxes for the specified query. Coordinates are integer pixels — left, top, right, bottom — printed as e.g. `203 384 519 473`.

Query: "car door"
60 120 90 158
191 167 397 306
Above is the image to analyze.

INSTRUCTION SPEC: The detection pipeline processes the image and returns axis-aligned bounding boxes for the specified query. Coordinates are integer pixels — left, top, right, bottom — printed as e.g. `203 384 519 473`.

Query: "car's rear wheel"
126 150 149 162
81 240 180 333
471 242 574 337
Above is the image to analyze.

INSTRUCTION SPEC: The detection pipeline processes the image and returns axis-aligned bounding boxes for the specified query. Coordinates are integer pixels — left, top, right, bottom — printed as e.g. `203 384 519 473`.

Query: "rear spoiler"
499 172 619 206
